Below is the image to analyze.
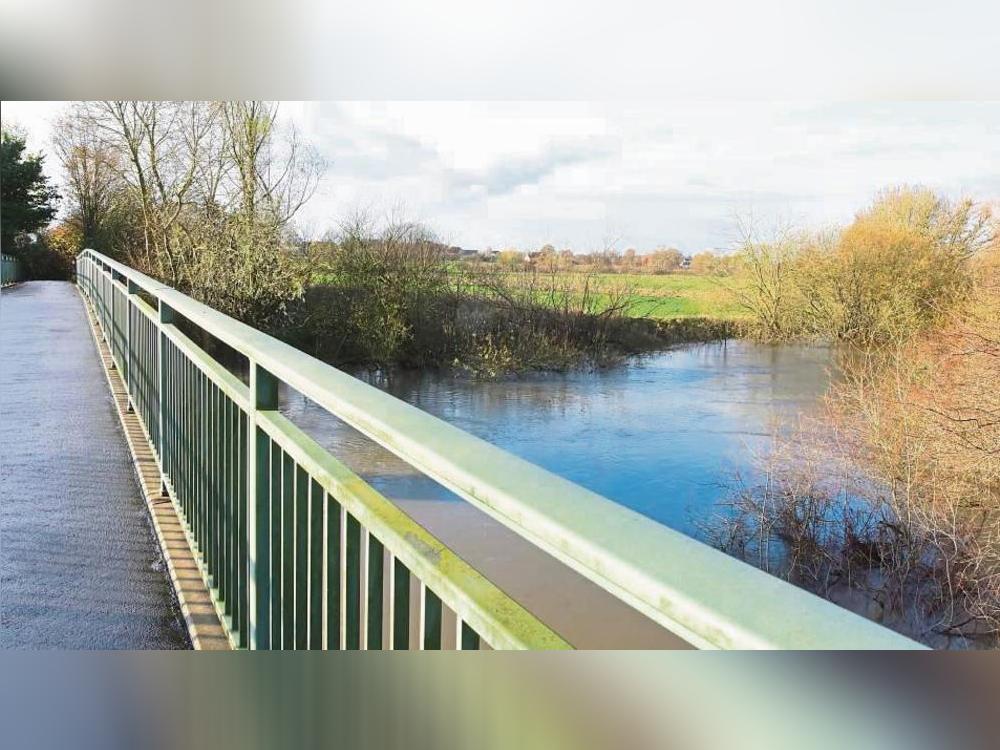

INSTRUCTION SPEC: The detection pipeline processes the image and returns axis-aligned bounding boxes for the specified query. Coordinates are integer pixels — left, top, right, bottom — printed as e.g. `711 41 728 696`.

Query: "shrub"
296 224 673 376
297 217 455 367
729 187 993 344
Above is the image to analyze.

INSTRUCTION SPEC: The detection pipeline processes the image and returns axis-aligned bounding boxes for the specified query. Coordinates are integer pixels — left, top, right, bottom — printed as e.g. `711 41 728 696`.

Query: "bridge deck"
0 281 188 648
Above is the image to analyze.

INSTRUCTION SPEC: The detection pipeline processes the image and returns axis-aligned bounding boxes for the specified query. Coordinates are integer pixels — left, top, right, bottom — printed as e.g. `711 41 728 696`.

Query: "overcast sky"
4 101 999 253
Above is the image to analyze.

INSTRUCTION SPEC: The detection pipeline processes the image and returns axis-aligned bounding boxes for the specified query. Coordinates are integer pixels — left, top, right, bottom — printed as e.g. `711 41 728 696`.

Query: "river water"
279 340 835 647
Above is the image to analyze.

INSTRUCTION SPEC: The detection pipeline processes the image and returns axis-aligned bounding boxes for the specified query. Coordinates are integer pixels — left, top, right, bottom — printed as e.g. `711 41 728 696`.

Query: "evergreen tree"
1 128 59 252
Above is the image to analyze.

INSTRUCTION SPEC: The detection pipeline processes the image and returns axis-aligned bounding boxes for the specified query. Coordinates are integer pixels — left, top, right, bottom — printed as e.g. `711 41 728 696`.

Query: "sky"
4 100 999 253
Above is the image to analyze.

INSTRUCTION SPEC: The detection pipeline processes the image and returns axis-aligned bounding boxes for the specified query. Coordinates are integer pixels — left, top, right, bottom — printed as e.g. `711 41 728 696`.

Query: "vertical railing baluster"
393 560 410 650
248 362 277 650
168 344 176 496
270 442 282 646
158 301 176 497
281 452 294 650
295 465 309 650
185 361 192 533
237 407 248 644
320 491 330 650
211 384 220 593
222 394 232 631
358 528 369 649
441 605 460 650
126 281 138 414
345 513 362 649
382 549 394 650
308 479 324 650
215 386 223 595
195 371 202 556
326 497 342 650
201 373 208 564
366 535 384 649
339 506 348 649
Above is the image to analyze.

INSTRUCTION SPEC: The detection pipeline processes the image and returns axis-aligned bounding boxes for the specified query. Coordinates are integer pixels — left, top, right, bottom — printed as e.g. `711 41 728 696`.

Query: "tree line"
463 244 738 275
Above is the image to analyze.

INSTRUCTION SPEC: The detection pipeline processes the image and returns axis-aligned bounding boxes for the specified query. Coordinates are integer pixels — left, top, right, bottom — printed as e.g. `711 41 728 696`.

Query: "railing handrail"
78 248 924 649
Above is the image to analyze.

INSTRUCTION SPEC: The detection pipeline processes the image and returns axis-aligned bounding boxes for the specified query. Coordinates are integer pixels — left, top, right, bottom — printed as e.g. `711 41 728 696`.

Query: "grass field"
312 266 747 322
480 271 746 320
579 273 746 320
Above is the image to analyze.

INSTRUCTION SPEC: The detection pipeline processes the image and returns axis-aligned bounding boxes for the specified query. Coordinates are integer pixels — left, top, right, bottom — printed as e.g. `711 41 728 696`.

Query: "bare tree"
723 217 803 340
51 112 121 249
54 100 324 327
220 101 321 228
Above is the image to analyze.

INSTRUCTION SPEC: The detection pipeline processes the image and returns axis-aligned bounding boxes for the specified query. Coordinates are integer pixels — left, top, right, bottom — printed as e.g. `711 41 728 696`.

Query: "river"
279 340 835 647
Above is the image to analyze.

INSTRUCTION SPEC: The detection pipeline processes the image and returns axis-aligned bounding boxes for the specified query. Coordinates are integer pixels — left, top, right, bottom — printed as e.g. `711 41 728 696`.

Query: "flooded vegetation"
699 189 1000 647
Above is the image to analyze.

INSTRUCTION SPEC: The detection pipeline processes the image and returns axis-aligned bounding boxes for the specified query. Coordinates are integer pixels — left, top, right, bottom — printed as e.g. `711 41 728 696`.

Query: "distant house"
438 245 480 259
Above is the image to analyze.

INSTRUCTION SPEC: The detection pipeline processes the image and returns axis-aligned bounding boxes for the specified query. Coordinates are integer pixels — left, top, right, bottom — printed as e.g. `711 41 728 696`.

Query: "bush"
13 223 80 280
294 220 676 376
729 187 994 344
185 215 308 333
295 217 457 367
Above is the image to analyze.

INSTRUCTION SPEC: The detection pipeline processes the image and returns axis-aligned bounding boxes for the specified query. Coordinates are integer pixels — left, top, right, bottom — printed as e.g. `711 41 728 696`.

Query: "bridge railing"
76 248 923 650
1 254 22 287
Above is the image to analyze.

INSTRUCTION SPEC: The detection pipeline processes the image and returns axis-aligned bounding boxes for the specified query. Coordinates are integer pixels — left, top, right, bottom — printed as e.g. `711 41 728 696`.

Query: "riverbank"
287 280 741 378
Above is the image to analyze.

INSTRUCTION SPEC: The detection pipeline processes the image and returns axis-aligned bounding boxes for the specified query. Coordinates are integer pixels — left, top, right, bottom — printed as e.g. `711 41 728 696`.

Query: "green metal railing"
1 254 22 287
76 248 924 650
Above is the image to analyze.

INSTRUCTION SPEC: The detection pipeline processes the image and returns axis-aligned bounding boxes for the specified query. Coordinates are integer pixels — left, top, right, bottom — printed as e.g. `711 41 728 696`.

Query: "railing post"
248 362 278 650
158 300 176 497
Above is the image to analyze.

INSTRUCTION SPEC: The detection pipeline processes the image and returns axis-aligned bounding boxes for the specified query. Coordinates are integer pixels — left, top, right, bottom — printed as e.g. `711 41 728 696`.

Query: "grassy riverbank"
297 233 741 375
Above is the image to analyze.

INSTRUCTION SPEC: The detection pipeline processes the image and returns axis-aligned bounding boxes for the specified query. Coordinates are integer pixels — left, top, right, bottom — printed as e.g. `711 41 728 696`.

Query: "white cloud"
1 100 63 164
288 101 1000 251
4 100 999 252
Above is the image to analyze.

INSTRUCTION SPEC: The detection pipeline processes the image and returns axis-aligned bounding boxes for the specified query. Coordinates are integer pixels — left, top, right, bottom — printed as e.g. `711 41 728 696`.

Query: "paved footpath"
1 281 187 648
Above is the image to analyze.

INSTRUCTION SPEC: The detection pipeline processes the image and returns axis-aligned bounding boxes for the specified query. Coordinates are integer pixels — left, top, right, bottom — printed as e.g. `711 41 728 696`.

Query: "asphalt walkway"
0 281 186 648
